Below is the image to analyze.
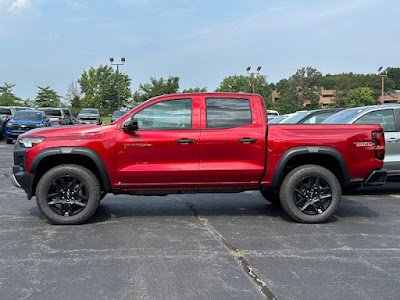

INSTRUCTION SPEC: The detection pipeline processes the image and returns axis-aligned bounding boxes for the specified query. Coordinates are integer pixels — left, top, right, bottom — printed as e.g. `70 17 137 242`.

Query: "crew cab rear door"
198 95 266 186
115 96 201 188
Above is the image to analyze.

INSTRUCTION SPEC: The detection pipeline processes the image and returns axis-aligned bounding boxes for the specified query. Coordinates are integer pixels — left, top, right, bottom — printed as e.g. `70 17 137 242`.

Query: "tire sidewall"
280 165 341 223
36 165 101 225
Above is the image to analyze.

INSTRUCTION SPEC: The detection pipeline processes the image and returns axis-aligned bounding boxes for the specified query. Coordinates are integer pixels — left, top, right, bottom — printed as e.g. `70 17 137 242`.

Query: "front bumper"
12 142 34 199
364 169 387 186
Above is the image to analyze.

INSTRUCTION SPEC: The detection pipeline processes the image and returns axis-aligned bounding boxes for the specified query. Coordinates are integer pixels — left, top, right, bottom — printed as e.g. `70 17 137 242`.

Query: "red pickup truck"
11 93 386 225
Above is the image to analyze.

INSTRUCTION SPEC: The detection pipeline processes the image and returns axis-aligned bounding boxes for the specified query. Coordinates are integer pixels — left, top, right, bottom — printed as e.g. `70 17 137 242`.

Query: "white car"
323 104 400 179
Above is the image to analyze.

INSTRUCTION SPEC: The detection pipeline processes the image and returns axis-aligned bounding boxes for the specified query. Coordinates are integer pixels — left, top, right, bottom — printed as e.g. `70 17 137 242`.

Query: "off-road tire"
279 164 341 223
36 164 101 225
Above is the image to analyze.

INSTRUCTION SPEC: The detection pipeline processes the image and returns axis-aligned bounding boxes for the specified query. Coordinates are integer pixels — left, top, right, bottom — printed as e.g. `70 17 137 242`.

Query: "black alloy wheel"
293 176 332 215
36 165 101 225
280 165 341 223
47 175 89 217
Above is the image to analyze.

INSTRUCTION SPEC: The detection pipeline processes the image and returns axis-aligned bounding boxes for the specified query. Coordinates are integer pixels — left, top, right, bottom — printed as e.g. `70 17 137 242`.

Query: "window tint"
133 98 192 129
354 109 395 132
206 98 251 129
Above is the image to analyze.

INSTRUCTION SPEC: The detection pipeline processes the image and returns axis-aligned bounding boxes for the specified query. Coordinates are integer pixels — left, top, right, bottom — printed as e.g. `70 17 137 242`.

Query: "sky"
0 0 399 101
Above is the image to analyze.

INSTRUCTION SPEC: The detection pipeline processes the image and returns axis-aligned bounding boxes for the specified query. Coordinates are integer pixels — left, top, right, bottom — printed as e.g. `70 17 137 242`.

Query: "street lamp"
378 66 388 99
246 66 262 94
110 57 126 110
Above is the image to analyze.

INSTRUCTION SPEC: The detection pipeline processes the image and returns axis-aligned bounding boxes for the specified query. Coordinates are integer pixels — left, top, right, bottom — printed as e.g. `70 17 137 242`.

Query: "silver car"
323 104 400 179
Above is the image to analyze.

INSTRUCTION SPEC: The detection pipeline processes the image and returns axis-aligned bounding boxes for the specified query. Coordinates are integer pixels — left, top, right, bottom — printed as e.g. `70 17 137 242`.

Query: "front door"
116 97 200 189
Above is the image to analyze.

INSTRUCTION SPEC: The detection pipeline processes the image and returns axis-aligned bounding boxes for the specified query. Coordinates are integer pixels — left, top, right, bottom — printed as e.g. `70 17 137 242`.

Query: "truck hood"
19 124 111 139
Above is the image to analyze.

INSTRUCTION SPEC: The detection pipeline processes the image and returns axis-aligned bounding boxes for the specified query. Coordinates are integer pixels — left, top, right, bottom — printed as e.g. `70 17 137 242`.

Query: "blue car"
6 110 50 144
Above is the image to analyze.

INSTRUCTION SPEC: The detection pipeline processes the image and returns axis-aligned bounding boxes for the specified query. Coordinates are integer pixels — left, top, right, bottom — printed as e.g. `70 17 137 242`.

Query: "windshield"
323 108 367 124
14 111 42 121
62 109 71 116
112 110 126 118
282 111 311 124
0 108 12 115
40 109 61 117
80 109 99 115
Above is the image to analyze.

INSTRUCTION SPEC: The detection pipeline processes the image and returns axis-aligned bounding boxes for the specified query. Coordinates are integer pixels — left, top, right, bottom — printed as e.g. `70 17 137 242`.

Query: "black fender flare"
270 146 350 188
30 147 112 192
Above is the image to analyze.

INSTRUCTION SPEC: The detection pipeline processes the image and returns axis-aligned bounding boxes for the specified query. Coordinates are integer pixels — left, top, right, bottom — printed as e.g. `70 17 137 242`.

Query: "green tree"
0 82 22 106
182 87 207 93
34 86 62 107
345 87 376 108
78 65 132 114
132 76 180 105
215 74 273 107
386 67 400 90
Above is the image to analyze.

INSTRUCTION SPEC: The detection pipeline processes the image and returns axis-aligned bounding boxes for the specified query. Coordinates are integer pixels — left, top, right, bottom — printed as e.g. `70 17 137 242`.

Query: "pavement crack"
186 203 277 300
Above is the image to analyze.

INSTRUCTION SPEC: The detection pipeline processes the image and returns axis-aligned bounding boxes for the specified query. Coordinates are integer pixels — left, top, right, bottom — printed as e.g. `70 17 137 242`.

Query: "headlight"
18 137 45 148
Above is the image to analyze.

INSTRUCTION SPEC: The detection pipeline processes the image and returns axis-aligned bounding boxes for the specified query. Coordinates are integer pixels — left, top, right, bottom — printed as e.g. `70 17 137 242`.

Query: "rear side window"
206 98 252 129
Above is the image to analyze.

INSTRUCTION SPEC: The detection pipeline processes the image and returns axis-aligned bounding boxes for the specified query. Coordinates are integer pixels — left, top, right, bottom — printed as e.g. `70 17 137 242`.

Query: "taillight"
372 131 385 160
58 117 61 125
5 115 10 124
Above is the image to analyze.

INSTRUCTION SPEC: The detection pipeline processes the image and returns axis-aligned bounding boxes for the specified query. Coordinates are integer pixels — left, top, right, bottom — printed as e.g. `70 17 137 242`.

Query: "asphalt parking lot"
1 139 400 300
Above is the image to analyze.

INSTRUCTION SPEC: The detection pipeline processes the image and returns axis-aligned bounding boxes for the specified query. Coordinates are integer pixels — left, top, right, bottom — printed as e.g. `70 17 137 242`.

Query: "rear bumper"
364 169 387 186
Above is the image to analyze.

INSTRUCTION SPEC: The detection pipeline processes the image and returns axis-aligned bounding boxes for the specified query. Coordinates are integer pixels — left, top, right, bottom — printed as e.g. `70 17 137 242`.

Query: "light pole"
378 66 387 99
246 66 262 93
110 57 125 110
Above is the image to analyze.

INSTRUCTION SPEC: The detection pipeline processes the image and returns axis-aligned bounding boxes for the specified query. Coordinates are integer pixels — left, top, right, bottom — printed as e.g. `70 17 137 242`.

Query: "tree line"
1 66 400 115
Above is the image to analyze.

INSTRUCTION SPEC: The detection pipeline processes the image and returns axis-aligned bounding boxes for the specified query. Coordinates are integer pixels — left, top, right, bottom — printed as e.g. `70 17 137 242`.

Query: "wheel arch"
30 147 112 197
270 146 350 189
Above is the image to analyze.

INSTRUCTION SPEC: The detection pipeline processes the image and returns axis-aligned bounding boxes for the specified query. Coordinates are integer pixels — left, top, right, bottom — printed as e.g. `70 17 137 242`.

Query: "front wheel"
6 137 12 144
279 165 341 223
36 164 101 225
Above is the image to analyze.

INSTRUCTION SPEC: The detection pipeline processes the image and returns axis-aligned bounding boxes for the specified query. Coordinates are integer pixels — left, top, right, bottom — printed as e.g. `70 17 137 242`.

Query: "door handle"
176 138 195 144
238 137 257 144
387 138 400 143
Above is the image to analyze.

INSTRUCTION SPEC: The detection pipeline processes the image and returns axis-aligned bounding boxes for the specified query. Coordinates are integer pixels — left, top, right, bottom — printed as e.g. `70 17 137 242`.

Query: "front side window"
206 98 252 129
133 98 192 130
354 109 395 132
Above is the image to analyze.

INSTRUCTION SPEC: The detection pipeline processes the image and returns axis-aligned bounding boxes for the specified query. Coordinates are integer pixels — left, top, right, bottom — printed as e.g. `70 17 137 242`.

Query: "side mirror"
123 119 139 132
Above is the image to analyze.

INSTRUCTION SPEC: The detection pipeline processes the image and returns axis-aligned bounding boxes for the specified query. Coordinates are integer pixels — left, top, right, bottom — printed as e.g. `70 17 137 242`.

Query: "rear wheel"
279 165 341 223
36 164 101 225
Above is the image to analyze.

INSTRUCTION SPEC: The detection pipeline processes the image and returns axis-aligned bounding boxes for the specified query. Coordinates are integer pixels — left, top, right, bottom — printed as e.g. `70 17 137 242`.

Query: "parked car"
5 110 50 144
61 108 76 125
266 109 279 121
38 108 68 126
0 106 16 139
111 110 127 122
268 113 297 124
323 104 400 179
11 92 386 225
271 108 344 124
77 108 102 125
